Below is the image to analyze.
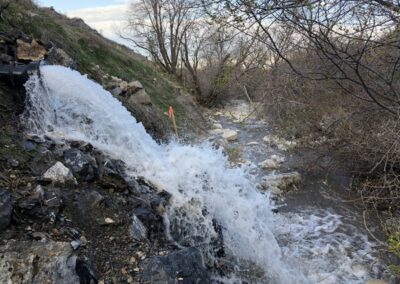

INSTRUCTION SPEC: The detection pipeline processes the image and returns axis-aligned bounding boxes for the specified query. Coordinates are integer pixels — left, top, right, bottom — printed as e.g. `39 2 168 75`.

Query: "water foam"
23 66 393 283
24 65 308 283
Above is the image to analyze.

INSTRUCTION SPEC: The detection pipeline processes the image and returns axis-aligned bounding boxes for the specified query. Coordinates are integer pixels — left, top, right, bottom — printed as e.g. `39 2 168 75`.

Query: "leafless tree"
123 0 197 76
203 0 400 114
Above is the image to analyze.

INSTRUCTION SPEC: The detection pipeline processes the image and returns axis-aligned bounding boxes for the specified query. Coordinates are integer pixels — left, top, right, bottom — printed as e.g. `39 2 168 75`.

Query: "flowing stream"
23 66 392 283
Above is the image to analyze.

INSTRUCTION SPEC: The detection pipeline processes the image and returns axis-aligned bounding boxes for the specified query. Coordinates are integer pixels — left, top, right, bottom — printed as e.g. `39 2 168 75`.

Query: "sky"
38 0 132 44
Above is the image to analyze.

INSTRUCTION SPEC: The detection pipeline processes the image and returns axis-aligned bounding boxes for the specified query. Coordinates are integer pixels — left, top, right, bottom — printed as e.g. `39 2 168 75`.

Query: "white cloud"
67 4 131 45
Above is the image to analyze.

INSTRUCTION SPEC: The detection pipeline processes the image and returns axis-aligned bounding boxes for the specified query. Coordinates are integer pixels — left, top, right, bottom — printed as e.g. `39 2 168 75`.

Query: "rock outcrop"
0 240 91 284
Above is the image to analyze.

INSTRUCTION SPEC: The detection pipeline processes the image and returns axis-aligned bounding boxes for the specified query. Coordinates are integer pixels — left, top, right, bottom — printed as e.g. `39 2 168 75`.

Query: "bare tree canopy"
202 0 400 113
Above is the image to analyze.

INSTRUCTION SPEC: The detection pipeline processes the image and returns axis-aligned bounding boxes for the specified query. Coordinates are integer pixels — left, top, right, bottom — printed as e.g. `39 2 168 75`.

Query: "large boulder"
0 240 94 284
141 247 210 283
0 189 12 232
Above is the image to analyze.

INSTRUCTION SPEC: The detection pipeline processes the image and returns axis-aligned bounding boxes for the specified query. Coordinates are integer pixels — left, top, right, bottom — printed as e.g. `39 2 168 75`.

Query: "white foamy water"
23 66 389 283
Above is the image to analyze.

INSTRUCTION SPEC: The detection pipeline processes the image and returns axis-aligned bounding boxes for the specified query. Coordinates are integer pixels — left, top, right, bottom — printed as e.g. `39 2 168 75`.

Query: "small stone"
127 80 143 94
31 232 47 241
133 267 140 272
9 174 16 179
130 256 137 264
212 123 223 129
104 217 115 224
79 236 88 245
120 81 129 92
129 215 147 241
70 240 82 250
8 159 19 168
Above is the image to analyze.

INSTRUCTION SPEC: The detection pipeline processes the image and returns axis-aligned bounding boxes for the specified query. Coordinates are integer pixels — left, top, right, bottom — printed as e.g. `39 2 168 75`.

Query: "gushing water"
23 66 388 283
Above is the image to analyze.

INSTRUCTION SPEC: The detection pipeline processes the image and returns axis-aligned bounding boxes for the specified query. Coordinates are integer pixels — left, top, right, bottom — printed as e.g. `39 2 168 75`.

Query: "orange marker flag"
167 106 178 138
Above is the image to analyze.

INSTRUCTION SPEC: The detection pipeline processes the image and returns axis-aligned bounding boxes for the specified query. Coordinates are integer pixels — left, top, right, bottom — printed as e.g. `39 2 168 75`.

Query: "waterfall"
23 65 308 283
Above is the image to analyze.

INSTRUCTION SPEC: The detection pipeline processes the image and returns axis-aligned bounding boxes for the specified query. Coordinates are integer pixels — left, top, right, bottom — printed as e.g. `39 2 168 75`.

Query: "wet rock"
98 158 129 190
262 135 297 151
70 240 82 250
46 47 76 68
130 184 171 241
68 140 94 153
128 89 152 105
141 247 210 283
259 155 285 170
63 148 97 181
16 39 47 61
43 161 77 185
0 189 12 231
129 214 148 241
260 172 301 194
222 129 238 141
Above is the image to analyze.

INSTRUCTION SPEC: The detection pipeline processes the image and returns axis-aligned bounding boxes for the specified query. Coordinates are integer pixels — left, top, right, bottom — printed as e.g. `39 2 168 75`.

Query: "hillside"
0 0 205 139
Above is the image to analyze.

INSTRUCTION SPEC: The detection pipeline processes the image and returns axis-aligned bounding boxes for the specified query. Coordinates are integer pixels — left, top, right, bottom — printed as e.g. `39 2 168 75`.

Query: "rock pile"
0 31 75 67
